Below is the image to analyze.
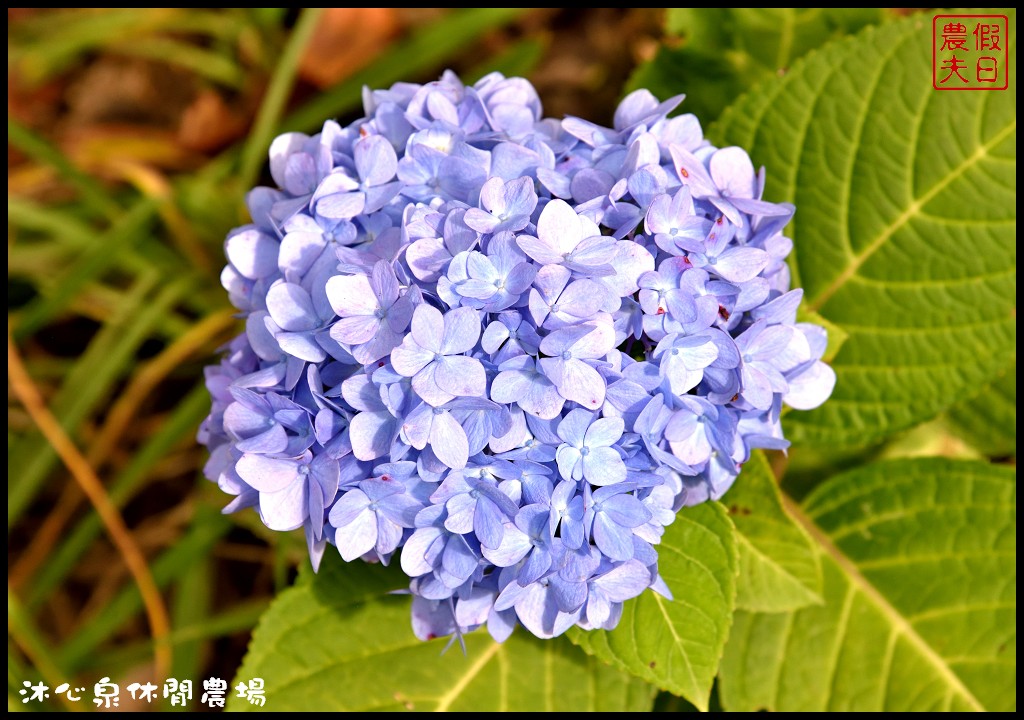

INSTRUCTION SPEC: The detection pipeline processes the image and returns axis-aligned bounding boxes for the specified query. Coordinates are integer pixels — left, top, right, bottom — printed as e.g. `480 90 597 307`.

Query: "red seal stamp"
933 14 1009 90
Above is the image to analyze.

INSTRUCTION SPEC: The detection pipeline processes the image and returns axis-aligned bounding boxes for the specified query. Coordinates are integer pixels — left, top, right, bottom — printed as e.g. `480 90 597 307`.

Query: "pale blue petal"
583 448 627 486
474 497 507 549
410 304 445 354
555 359 605 410
555 445 582 481
266 282 319 332
235 424 288 454
335 509 378 561
430 410 469 470
557 409 594 447
390 337 435 377
593 514 634 561
259 480 308 532
784 361 836 410
349 410 396 461
440 307 481 355
601 493 652 527
433 356 486 398
236 455 297 493
481 522 532 566
585 417 625 448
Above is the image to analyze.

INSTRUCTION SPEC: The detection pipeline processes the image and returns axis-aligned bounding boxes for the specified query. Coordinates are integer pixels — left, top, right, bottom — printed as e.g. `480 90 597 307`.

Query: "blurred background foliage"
7 7 1010 712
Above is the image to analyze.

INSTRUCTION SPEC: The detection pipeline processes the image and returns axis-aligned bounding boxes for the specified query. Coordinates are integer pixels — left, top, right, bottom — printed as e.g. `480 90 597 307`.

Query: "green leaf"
710 13 1017 448
229 558 655 712
945 359 1016 458
568 502 737 711
719 458 1016 711
630 9 885 123
724 451 821 612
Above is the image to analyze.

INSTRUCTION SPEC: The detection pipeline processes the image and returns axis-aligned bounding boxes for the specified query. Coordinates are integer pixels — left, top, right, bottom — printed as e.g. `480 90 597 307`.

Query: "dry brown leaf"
62 124 203 175
299 7 399 89
177 89 249 153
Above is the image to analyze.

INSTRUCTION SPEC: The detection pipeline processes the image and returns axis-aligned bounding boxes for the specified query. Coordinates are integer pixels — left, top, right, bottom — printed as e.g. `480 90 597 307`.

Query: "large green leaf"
629 8 884 123
711 12 1017 447
945 359 1016 458
719 458 1016 711
229 558 655 712
724 451 821 612
568 502 737 711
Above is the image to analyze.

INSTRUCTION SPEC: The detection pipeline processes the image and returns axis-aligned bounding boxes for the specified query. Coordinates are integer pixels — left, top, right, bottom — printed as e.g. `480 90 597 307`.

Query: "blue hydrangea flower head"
201 70 835 643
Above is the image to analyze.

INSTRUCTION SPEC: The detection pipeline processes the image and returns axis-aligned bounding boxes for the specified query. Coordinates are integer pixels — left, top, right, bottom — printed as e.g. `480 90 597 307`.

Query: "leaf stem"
7 329 173 681
238 8 325 189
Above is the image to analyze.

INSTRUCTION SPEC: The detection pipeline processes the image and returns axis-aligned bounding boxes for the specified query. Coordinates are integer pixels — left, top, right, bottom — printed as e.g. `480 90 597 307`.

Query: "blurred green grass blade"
7 275 191 528
90 599 269 671
7 215 206 336
1 357 75 381
8 642 30 700
8 243 73 276
134 9 248 39
238 7 325 189
465 37 545 84
10 9 245 83
7 590 68 697
8 118 121 221
112 37 244 88
13 199 157 340
283 8 528 133
246 8 288 29
10 9 163 83
170 557 212 682
13 8 188 40
27 384 212 606
167 599 269 645
10 190 220 315
9 197 184 277
8 641 51 712
57 506 232 672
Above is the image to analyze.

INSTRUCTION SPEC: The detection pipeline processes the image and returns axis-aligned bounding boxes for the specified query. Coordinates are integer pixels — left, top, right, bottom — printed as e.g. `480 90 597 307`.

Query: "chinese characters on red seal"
933 15 1009 90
